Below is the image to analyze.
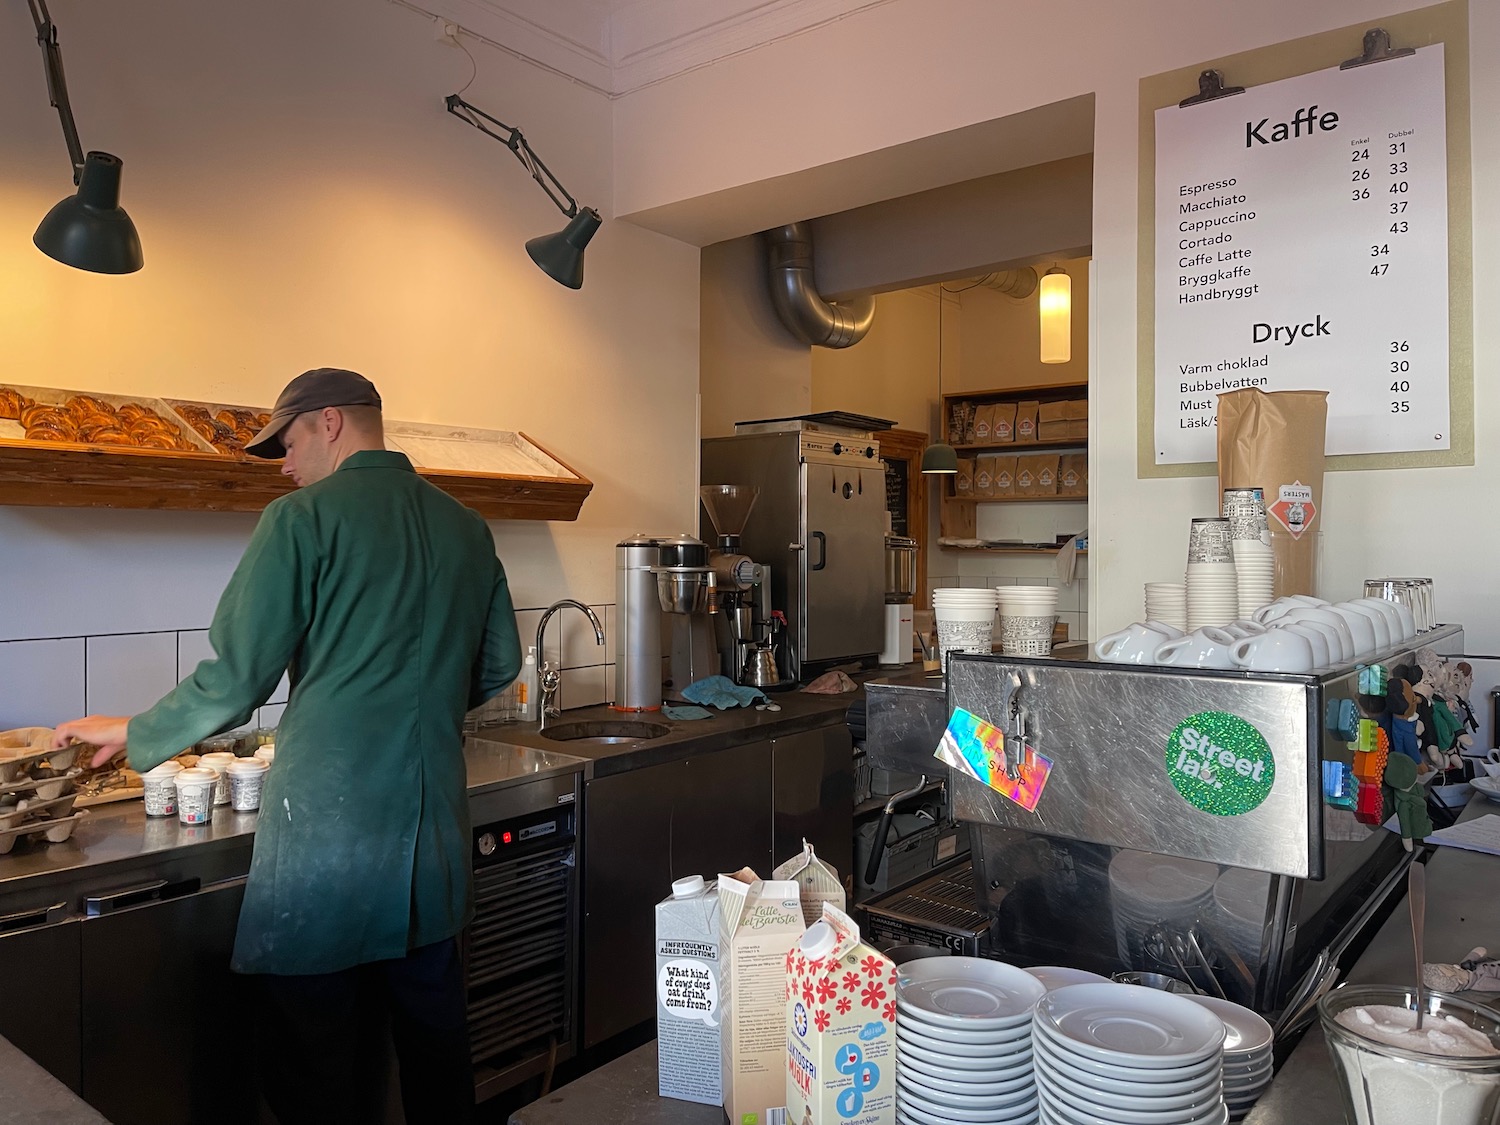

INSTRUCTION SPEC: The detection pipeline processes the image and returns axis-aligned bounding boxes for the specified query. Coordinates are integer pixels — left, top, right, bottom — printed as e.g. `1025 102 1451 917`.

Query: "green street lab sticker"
1166 711 1275 816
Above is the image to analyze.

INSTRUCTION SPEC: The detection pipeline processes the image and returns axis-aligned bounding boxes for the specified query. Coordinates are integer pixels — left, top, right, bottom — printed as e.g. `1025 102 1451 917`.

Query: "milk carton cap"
800 920 837 960
672 875 707 898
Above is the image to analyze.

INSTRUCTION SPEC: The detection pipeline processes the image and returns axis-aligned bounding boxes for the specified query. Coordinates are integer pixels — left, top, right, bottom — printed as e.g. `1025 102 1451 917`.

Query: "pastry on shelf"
0 388 30 420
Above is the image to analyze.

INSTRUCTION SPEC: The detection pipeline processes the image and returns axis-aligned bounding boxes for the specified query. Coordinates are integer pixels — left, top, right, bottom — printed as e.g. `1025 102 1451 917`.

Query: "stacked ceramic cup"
998 586 1061 656
895 958 1045 1125
932 588 999 671
1182 996 1274 1121
1033 982 1228 1125
1145 583 1188 633
1185 518 1237 630
1223 489 1274 617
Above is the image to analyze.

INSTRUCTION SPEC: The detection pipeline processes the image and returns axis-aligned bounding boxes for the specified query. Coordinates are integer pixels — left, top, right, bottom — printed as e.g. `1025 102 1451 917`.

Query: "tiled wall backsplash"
0 601 619 733
930 555 1090 643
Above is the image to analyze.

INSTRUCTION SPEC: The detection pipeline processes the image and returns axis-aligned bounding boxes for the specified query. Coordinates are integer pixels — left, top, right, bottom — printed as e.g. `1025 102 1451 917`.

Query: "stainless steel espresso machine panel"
702 431 885 680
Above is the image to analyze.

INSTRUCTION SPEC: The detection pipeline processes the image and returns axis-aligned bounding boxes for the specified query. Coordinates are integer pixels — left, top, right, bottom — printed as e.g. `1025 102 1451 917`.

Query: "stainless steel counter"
1245 794 1500 1125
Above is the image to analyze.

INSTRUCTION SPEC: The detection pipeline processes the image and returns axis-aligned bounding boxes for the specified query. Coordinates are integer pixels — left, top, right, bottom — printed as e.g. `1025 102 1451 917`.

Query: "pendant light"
921 286 958 474
27 0 143 274
1039 266 1071 364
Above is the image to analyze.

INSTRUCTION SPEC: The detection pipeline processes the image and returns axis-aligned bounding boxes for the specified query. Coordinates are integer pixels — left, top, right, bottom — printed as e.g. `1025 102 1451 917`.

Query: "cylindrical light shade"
525 207 601 289
920 443 958 474
33 151 143 274
1039 268 1071 364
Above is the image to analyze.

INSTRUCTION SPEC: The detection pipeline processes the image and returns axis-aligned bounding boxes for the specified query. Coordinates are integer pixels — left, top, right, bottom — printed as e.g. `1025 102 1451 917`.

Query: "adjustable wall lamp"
445 95 601 289
27 0 142 273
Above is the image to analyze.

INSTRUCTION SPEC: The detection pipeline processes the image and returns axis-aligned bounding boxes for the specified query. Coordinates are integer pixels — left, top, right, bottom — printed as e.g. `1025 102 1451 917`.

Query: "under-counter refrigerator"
702 428 886 680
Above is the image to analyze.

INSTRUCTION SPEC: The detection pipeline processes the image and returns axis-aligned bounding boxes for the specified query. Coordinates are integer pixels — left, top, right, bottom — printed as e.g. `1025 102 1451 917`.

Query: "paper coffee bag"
1058 453 1087 497
1014 400 1040 442
973 456 996 498
1037 401 1069 441
954 458 974 498
993 402 1017 443
992 455 1018 498
972 404 996 445
1033 454 1059 496
1216 388 1328 598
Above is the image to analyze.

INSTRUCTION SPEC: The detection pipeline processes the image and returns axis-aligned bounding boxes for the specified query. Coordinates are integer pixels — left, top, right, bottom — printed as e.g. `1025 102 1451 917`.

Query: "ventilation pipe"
971 267 1039 299
763 222 874 348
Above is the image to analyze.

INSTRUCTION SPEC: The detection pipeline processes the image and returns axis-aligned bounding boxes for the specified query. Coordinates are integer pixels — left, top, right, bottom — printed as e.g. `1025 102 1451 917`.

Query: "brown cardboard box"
1066 398 1089 441
973 455 996 498
1038 400 1070 441
1033 454 1059 496
972 404 996 445
1014 400 1040 443
992 455 1017 498
954 458 974 498
1058 453 1088 497
992 402 1017 443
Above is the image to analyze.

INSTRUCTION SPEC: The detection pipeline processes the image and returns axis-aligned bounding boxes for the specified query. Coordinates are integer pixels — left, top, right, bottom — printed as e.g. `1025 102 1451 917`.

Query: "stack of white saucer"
1145 583 1188 632
1231 542 1275 619
1182 995 1274 1121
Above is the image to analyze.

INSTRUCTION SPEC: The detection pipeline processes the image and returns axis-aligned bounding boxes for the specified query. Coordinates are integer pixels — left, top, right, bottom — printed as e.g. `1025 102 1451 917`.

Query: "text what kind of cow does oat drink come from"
656 875 722 1106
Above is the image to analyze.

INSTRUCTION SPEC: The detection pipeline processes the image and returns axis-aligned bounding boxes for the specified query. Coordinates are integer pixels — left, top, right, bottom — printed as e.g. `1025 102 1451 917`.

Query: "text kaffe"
1245 105 1339 147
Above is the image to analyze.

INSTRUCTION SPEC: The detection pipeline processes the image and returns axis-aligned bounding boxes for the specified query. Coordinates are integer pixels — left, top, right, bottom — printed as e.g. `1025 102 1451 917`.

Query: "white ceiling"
404 0 899 96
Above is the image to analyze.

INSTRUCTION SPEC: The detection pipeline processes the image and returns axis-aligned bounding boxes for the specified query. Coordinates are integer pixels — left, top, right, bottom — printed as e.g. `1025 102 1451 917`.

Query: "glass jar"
1319 984 1500 1125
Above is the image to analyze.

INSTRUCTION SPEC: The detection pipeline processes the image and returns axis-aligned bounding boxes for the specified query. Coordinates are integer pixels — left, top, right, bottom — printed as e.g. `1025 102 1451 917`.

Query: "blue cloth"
662 704 713 721
682 675 768 710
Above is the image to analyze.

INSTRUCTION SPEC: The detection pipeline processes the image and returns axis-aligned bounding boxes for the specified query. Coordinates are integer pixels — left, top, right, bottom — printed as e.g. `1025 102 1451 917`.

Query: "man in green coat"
56 368 522 1125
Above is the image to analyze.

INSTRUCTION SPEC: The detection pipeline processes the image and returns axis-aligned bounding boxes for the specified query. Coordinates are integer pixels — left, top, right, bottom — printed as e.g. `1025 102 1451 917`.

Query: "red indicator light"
502 831 513 844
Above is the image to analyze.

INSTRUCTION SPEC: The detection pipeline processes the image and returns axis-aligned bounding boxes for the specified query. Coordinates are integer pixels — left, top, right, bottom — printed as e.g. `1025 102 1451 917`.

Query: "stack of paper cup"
932 588 999 671
1186 517 1238 630
996 585 1060 656
1224 488 1275 618
1144 582 1188 632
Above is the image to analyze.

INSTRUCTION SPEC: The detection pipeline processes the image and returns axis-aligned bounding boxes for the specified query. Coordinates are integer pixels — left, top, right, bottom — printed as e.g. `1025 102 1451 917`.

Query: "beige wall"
955 257 1091 394
811 287 942 434
620 0 1500 650
699 235 811 437
0 0 698 662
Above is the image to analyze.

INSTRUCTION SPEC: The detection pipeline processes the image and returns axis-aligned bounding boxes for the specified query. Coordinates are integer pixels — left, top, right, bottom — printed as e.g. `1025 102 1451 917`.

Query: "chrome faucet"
535 599 605 732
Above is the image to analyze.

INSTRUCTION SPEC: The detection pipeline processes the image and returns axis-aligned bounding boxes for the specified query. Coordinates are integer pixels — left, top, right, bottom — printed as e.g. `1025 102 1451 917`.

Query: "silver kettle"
742 644 780 689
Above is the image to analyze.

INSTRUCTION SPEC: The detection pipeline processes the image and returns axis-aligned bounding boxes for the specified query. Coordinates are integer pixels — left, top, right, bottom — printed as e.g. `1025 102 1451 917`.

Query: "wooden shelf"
948 494 1088 504
952 438 1086 454
0 434 592 521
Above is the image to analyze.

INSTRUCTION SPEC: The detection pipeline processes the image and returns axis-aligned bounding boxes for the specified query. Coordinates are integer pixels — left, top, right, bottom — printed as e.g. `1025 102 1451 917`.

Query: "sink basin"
540 720 671 744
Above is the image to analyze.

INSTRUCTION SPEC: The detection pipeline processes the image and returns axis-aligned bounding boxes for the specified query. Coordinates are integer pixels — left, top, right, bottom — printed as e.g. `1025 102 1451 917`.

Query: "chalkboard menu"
885 458 909 536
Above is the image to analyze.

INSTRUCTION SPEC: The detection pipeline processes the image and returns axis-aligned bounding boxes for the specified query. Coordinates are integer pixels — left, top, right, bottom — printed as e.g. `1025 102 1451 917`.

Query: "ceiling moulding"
402 0 613 94
608 0 900 94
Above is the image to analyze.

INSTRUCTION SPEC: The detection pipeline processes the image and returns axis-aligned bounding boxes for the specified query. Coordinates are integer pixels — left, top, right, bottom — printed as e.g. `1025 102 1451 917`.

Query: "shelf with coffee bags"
0 383 592 520
946 494 1089 504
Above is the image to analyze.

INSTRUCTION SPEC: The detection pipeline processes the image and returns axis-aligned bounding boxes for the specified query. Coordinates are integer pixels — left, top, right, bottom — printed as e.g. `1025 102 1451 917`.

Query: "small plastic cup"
227 759 269 812
173 767 219 826
198 752 236 806
141 761 183 818
253 744 275 767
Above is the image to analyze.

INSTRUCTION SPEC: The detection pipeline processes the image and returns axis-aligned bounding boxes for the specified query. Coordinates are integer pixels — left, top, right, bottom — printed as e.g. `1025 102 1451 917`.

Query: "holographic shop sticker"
935 708 1052 812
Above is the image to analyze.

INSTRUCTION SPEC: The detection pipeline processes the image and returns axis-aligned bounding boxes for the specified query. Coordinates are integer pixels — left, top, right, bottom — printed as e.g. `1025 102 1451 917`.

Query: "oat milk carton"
785 904 896 1125
772 839 846 928
720 867 806 1125
655 875 722 1106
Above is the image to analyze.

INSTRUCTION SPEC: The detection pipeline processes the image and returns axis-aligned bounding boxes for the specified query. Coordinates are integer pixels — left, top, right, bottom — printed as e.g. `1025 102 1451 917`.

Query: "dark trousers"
256 937 474 1125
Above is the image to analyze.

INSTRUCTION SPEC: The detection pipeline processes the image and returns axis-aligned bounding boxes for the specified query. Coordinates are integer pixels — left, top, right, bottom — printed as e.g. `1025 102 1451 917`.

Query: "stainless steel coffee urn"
615 535 665 711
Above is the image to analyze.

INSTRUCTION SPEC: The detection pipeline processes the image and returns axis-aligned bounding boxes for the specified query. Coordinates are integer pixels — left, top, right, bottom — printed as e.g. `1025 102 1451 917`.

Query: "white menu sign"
1154 47 1448 464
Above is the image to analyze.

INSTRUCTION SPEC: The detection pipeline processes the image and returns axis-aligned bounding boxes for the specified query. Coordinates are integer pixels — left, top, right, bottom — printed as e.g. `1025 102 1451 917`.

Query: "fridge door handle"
0 901 67 933
84 877 201 916
810 531 827 571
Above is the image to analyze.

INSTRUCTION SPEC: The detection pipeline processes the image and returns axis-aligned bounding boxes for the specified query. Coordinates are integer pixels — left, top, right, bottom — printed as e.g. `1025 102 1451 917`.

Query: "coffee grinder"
653 534 720 693
699 484 781 687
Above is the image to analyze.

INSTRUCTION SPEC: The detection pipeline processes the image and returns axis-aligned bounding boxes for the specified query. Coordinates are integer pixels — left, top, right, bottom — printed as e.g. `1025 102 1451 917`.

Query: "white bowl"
898 1019 1031 1056
897 1061 1036 1098
898 1012 1034 1046
898 958 1048 1026
1036 1068 1222 1122
1039 1059 1220 1111
899 1095 1039 1125
1033 1027 1221 1089
900 1082 1039 1121
1035 983 1225 1069
1036 1082 1225 1125
1472 776 1500 803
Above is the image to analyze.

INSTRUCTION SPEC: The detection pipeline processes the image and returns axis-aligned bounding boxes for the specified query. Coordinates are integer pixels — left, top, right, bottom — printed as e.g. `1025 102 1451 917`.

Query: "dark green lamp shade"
525 207 601 289
33 152 143 274
921 442 958 474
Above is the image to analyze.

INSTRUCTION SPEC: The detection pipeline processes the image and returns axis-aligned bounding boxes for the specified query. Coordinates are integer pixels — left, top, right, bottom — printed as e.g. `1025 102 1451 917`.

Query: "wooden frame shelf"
947 494 1088 504
952 439 1086 455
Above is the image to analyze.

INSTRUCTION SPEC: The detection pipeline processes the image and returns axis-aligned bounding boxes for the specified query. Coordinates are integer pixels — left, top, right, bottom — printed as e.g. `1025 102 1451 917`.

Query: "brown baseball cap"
245 367 383 459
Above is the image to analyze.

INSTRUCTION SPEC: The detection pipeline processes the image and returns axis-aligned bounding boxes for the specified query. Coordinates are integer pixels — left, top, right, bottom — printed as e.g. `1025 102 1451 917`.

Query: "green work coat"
127 450 521 975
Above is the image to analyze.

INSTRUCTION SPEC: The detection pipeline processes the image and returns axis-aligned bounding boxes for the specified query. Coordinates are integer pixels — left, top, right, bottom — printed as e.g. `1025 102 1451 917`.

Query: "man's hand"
52 716 130 769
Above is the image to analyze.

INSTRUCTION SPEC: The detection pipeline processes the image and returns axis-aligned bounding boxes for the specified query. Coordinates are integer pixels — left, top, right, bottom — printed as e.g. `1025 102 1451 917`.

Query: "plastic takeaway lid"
800 921 837 960
672 875 706 898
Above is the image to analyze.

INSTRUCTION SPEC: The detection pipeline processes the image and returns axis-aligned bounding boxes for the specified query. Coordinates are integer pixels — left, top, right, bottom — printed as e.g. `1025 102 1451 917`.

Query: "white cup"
1156 626 1238 669
198 752 236 806
1321 605 1377 657
1230 628 1317 673
1254 595 1328 624
227 759 270 812
1357 596 1416 641
1280 608 1354 661
1336 602 1391 651
173 767 219 825
1277 622 1332 666
1095 621 1183 663
1223 620 1268 639
142 761 183 818
254 745 275 766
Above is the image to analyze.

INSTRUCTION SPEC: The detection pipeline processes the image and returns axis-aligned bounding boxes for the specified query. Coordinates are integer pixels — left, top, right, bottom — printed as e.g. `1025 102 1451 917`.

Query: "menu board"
885 457 909 536
1153 46 1449 464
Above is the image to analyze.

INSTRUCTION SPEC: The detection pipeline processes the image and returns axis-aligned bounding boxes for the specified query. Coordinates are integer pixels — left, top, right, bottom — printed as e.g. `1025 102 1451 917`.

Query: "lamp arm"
445 95 579 219
28 0 86 183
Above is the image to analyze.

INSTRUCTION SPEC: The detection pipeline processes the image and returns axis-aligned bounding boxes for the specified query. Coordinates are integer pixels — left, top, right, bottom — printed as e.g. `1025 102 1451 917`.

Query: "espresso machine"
699 484 781 688
613 533 719 709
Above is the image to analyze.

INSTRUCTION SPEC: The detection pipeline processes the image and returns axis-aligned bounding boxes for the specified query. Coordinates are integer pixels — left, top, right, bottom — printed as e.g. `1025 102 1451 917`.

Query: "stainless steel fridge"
702 426 886 680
